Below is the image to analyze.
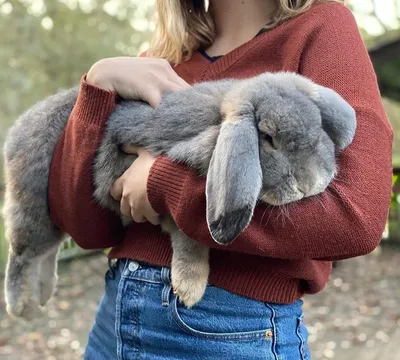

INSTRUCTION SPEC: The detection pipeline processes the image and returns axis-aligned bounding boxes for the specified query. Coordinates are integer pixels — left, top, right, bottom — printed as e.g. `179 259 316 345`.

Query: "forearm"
48 76 125 249
147 7 393 261
147 121 391 261
148 123 391 261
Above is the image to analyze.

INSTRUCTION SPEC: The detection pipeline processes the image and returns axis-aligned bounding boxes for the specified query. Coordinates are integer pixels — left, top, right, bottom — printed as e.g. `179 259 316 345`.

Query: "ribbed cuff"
74 74 118 127
147 156 190 216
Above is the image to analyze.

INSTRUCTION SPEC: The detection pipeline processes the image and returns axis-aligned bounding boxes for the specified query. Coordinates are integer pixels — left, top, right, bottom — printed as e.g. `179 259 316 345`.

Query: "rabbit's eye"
261 132 276 149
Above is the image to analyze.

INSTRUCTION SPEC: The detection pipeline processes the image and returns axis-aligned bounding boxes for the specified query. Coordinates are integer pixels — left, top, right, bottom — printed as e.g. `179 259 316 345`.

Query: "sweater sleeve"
48 75 125 249
147 5 393 261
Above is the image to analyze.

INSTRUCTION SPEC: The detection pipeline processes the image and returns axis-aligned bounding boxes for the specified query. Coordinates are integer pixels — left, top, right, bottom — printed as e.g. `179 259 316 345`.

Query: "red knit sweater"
48 3 393 303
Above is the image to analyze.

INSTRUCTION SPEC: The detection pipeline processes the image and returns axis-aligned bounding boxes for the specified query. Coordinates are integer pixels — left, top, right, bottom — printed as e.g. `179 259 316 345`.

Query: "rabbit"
2 71 356 319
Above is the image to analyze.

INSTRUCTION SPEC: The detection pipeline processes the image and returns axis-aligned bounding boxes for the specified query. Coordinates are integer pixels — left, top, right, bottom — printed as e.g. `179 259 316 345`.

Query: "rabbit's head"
206 72 356 245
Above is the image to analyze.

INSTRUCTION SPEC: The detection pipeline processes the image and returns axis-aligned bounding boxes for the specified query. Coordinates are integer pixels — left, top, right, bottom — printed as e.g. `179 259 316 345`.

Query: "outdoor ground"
0 248 399 360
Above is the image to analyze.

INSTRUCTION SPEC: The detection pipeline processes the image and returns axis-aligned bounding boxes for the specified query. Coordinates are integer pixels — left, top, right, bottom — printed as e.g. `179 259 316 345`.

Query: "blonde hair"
148 0 344 64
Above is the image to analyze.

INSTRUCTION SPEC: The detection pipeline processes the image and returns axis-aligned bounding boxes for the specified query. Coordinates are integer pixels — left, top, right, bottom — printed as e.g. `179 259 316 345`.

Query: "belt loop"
108 258 116 280
161 267 172 307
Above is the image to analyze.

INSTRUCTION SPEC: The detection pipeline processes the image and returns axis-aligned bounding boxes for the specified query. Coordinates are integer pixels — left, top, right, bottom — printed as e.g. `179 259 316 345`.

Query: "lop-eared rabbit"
3 72 356 319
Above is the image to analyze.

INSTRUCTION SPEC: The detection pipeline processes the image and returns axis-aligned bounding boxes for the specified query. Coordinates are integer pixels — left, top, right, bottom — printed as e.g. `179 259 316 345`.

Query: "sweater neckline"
185 31 270 82
198 49 223 63
179 17 295 82
176 3 327 83
198 28 268 64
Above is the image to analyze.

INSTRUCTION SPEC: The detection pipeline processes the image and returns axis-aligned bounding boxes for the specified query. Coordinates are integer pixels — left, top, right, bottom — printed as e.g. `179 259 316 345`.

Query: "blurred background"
0 0 399 359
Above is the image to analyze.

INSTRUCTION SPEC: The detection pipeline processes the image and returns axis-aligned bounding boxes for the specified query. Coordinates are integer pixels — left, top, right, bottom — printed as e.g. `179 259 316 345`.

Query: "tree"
0 0 155 186
348 0 400 165
1 0 399 181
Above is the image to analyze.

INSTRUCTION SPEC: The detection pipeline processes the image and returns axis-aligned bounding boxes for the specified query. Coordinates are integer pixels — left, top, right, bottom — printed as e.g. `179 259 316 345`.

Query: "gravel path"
0 255 106 360
303 247 400 359
0 248 399 359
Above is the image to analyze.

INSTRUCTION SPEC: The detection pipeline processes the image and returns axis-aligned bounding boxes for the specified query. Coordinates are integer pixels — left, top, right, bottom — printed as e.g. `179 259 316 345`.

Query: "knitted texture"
48 3 393 303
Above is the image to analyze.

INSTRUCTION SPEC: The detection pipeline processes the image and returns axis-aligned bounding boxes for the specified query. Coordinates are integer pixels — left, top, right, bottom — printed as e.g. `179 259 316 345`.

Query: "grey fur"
206 116 263 245
2 72 356 318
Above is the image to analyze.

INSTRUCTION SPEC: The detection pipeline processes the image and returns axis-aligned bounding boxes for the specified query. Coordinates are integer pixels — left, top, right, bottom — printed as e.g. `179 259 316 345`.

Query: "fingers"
110 178 141 220
162 61 190 89
110 178 123 201
121 144 141 154
146 212 161 226
120 194 146 223
175 77 191 89
129 202 160 225
142 77 190 109
144 87 162 109
112 181 159 225
130 209 147 223
146 81 188 110
164 81 188 94
120 195 132 218
167 71 191 89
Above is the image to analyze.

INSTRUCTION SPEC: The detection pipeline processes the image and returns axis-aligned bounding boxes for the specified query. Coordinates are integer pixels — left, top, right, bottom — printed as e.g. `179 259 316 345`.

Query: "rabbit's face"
256 90 336 205
206 72 356 245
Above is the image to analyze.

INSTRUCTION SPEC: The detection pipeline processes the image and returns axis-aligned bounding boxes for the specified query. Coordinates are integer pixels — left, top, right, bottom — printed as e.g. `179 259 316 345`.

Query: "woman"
48 0 393 359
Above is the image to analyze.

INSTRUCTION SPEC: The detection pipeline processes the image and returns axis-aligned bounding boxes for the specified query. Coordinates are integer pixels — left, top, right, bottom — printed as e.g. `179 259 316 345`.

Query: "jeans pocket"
170 294 273 342
296 315 310 360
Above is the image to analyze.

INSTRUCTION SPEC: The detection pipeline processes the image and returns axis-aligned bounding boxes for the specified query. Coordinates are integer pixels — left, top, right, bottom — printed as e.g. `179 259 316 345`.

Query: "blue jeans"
84 259 311 360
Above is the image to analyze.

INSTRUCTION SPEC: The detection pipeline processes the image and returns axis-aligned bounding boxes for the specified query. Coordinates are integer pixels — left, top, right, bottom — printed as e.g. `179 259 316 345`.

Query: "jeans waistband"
110 258 172 307
111 258 170 285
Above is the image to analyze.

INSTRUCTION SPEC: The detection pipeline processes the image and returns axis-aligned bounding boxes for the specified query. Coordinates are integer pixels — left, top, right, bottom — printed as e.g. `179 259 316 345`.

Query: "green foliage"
382 98 400 166
0 0 399 263
0 0 155 187
375 55 400 101
346 2 400 165
0 0 155 272
388 173 400 243
392 174 399 214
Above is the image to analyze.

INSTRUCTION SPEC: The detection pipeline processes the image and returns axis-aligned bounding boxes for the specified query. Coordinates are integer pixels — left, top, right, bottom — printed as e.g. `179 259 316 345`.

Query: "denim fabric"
84 259 311 360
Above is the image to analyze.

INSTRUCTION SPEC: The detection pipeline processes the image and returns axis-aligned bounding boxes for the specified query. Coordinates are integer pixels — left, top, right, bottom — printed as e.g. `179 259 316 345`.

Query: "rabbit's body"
3 72 356 319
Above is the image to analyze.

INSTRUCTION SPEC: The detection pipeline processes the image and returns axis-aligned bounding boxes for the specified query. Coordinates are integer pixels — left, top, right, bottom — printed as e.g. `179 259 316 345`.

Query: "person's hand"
110 146 160 225
88 57 189 224
86 56 190 108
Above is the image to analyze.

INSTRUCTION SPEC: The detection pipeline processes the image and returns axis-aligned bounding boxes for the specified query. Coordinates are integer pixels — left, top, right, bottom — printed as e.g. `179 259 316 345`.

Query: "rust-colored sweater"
48 3 393 303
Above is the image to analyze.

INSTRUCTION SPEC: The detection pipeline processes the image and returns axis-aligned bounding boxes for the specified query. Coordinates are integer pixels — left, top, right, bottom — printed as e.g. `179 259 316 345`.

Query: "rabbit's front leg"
162 217 209 308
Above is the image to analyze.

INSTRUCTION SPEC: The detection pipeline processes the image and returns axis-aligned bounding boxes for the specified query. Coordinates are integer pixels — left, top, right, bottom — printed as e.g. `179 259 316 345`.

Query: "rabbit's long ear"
206 114 262 245
313 85 357 151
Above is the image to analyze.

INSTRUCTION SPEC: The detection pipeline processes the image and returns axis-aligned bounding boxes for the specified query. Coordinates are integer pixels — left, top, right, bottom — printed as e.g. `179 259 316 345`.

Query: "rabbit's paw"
37 249 59 306
40 273 57 306
6 292 43 320
6 272 55 319
171 263 209 308
5 264 48 319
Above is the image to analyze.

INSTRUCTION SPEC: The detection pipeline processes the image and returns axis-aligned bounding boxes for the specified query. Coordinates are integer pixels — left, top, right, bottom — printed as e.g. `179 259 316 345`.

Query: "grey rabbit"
2 72 356 319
